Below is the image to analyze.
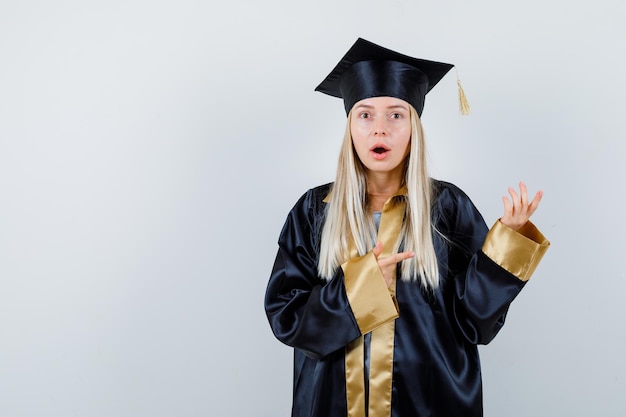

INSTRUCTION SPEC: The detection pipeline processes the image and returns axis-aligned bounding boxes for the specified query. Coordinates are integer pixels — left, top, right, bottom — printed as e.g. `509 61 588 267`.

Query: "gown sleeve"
437 182 550 345
265 187 396 360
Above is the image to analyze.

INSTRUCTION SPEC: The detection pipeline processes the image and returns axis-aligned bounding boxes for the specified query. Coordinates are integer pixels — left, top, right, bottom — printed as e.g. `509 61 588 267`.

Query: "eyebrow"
353 104 409 111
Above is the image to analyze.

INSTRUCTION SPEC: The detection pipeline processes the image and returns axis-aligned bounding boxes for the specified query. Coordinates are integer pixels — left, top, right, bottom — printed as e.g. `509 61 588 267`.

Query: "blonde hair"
318 105 440 290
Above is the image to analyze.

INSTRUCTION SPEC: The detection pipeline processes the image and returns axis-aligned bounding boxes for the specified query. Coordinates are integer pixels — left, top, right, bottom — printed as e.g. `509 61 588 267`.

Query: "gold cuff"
481 220 550 282
341 253 399 334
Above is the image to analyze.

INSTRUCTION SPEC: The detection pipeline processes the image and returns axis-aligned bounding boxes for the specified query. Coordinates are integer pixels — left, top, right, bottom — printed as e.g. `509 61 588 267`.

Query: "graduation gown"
265 181 549 417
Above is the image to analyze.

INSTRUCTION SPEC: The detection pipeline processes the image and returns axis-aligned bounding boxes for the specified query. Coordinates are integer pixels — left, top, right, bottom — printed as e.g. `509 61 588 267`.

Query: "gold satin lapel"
368 197 404 417
377 197 405 257
369 320 395 417
345 226 366 417
345 196 406 417
345 337 366 417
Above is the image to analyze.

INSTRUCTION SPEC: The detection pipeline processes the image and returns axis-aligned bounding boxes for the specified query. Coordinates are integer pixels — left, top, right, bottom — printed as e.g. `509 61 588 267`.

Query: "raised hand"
500 181 543 232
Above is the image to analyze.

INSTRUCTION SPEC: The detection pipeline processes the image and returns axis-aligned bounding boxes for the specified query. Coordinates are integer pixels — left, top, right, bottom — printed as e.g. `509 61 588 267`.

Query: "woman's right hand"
372 241 415 288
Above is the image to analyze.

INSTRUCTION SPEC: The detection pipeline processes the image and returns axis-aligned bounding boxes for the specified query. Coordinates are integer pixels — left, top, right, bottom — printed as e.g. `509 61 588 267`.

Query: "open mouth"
373 147 387 154
370 144 390 155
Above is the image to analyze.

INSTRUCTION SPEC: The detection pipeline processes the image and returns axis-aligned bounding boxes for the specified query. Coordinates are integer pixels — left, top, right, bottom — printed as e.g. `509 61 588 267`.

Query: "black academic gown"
265 181 549 417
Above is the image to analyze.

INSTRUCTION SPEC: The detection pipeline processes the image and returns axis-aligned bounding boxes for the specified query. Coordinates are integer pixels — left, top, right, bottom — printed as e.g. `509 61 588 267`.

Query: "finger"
527 190 543 217
372 241 382 259
530 190 543 207
379 251 415 267
502 195 512 216
519 181 528 207
508 187 520 215
395 251 415 262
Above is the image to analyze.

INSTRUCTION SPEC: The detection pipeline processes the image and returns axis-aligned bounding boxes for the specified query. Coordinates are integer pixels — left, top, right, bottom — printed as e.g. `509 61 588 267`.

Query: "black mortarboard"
315 38 460 116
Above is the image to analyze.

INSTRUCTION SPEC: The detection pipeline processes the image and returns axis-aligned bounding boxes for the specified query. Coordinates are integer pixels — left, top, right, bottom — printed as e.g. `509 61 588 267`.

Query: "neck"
366 171 403 212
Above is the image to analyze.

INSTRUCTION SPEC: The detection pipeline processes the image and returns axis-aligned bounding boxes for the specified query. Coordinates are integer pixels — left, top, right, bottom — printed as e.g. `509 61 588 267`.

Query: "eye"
390 112 402 119
358 112 370 119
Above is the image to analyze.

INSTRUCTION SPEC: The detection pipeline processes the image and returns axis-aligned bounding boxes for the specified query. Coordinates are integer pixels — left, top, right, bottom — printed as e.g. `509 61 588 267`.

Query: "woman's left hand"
500 181 543 232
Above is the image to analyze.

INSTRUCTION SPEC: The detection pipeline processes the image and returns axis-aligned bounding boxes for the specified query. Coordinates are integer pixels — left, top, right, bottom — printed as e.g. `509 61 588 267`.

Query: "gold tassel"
456 69 471 115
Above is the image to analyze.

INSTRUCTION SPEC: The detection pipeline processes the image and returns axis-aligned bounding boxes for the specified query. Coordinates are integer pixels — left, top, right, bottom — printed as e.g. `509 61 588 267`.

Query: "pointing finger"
395 251 415 262
378 251 415 267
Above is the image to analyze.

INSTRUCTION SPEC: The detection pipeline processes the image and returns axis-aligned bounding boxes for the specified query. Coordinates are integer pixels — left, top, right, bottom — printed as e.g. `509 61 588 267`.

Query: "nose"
373 118 387 135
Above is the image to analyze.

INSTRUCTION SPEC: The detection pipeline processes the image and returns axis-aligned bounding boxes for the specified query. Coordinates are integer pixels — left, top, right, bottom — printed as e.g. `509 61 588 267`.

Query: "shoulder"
279 183 332 243
431 179 474 209
289 183 332 216
431 179 486 234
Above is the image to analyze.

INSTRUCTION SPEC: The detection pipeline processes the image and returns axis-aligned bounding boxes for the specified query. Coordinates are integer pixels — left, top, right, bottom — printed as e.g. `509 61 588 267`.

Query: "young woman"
264 38 550 417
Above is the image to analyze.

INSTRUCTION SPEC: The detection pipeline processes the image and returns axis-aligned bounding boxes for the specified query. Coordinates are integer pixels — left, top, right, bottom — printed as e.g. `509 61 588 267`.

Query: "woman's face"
350 96 412 178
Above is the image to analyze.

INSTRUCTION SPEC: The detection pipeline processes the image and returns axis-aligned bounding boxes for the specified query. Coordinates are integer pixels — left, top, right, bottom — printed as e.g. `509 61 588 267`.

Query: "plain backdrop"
1 1 625 416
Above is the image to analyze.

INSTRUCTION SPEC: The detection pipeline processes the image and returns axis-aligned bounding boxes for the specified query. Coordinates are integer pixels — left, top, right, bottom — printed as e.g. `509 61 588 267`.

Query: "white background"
1 1 625 416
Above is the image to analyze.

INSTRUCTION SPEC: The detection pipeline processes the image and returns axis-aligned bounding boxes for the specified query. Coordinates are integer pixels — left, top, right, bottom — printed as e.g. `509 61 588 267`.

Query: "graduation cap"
315 38 469 116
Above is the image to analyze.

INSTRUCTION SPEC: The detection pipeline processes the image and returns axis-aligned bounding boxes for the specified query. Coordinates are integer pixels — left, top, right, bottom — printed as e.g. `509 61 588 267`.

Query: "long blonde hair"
318 105 440 290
